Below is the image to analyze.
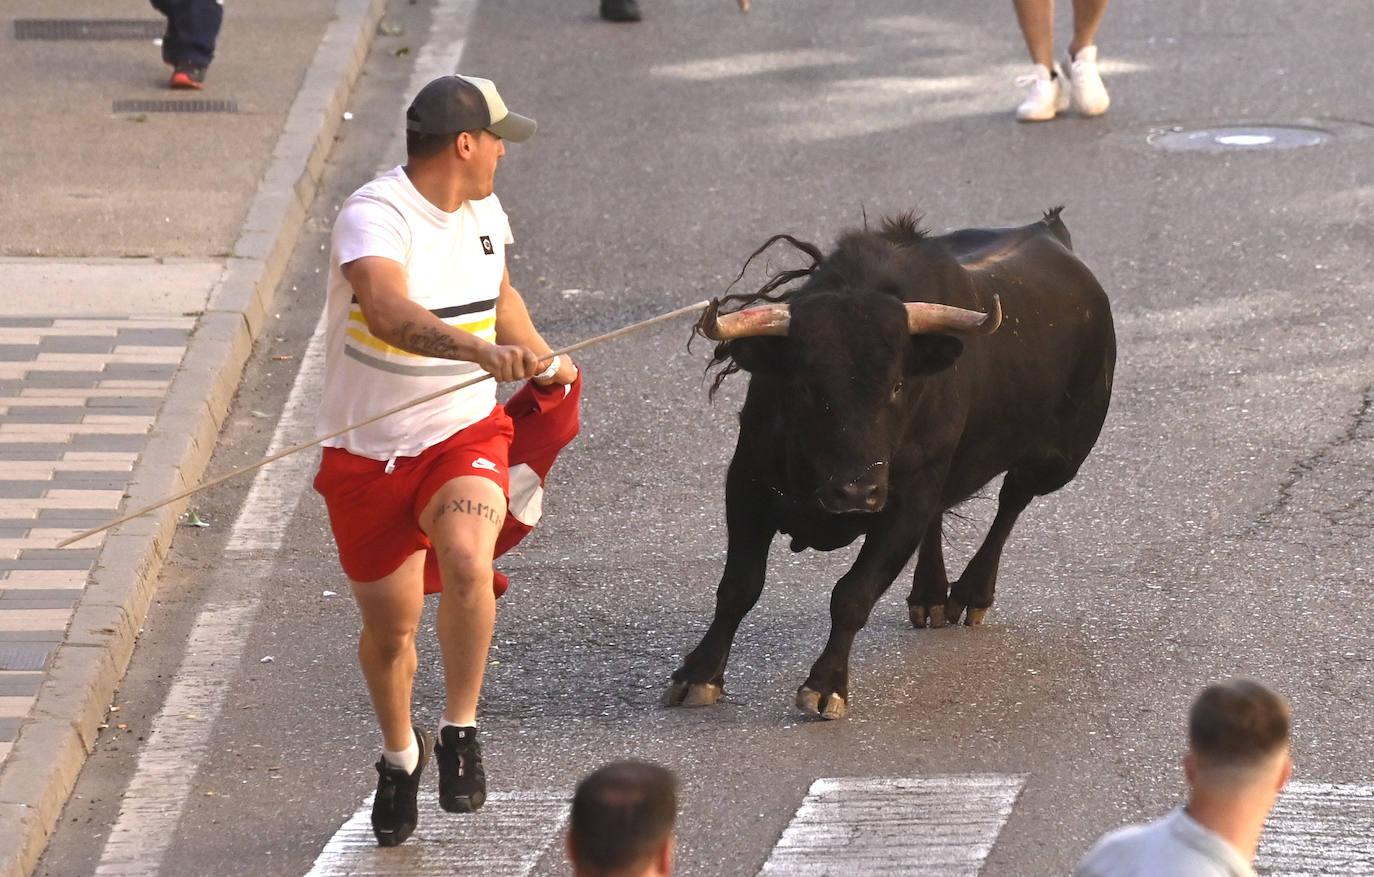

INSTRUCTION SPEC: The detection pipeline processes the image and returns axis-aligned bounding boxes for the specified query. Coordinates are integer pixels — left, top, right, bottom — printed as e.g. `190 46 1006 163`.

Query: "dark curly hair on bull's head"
694 213 932 398
691 232 820 398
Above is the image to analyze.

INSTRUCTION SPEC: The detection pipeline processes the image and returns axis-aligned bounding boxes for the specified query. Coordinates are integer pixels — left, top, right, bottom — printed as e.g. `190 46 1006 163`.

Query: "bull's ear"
728 337 788 374
908 334 963 374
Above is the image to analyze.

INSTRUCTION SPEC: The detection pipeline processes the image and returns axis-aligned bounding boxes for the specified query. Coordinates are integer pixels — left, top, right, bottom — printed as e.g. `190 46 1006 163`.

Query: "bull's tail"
1042 205 1071 250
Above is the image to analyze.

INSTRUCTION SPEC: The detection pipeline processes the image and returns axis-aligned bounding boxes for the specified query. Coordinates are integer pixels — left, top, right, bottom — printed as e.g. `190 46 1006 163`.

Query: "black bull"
664 208 1116 720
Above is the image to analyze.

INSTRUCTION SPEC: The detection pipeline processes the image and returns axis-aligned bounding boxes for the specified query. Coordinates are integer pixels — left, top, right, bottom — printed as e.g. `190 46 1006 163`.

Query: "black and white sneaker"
371 727 432 847
436 725 486 813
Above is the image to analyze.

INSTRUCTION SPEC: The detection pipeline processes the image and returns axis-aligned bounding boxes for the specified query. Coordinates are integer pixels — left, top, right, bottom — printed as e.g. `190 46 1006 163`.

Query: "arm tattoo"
398 320 466 359
433 498 504 527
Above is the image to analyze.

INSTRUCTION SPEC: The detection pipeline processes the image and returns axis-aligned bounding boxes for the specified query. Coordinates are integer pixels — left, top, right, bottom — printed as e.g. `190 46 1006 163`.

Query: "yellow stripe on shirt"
345 306 497 358
346 325 417 358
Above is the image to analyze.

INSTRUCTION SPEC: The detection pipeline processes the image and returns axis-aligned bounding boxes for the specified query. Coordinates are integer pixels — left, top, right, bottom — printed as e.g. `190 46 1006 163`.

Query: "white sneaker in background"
1015 62 1069 122
1065 45 1110 116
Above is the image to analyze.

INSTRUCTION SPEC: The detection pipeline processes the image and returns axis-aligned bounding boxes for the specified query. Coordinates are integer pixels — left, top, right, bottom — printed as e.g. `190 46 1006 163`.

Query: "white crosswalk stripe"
757 775 1025 876
302 775 1374 875
1257 780 1374 875
306 790 568 877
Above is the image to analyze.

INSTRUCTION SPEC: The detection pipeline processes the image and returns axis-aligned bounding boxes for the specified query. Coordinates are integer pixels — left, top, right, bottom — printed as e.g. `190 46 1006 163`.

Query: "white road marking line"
93 602 258 876
306 790 568 876
225 312 327 552
757 774 1026 877
1256 780 1374 875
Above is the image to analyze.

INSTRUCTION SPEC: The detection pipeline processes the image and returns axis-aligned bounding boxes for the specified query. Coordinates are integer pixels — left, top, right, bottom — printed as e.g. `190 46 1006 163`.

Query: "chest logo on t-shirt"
479 235 494 255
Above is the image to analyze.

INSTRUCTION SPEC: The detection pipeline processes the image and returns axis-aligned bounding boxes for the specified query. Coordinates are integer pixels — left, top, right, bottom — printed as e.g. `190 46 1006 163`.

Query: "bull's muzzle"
817 467 888 514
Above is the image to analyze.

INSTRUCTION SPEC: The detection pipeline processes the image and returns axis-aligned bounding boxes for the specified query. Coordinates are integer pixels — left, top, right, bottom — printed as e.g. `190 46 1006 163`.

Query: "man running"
313 74 577 847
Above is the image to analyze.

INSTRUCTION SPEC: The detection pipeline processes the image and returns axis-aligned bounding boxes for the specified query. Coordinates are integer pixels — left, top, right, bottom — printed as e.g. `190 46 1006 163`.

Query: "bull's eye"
891 380 904 400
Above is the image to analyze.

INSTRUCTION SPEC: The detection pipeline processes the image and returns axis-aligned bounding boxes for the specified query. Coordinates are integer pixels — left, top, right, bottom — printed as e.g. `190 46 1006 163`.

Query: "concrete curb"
0 1 388 874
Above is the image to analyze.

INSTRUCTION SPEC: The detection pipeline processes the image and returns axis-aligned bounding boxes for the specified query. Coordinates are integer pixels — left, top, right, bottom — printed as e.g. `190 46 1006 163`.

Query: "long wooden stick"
57 300 710 548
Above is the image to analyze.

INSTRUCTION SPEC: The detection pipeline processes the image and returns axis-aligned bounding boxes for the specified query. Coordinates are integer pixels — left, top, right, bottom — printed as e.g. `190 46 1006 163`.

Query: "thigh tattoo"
434 498 504 527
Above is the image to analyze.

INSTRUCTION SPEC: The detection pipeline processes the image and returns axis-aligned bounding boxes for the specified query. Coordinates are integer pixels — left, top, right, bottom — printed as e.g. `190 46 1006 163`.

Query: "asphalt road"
39 0 1374 874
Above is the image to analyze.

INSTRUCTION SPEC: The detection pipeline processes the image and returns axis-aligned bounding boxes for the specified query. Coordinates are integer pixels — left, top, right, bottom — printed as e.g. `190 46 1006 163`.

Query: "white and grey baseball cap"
405 74 537 142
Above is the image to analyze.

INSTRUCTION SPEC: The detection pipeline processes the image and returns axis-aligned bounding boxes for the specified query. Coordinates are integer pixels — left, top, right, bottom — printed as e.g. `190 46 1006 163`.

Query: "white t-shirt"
1075 808 1256 877
316 165 513 460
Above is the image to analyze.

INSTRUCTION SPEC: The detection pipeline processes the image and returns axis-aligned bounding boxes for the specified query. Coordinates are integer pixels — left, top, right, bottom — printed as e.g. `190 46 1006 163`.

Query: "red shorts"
313 405 514 586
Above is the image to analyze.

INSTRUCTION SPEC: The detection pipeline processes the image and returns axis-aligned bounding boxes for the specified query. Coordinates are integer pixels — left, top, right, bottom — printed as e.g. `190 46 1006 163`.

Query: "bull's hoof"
821 694 847 720
795 686 847 720
909 603 947 628
663 680 723 707
682 683 723 707
945 599 966 625
965 607 989 626
662 680 688 706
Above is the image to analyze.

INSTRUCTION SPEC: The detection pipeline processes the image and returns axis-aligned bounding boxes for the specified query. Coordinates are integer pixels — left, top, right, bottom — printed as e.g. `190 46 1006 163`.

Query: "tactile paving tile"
0 315 193 766
0 645 51 672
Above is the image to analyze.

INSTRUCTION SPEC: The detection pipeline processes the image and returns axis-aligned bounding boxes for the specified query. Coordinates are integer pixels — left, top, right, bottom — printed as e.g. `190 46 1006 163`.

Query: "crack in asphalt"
1248 383 1374 536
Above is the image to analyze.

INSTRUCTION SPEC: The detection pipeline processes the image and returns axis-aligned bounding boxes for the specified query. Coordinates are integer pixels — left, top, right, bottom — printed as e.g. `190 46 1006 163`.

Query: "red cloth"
317 406 513 586
423 373 582 597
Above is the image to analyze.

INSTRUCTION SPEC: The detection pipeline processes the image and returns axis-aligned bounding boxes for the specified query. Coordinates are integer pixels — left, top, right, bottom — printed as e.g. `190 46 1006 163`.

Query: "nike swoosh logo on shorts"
472 458 498 472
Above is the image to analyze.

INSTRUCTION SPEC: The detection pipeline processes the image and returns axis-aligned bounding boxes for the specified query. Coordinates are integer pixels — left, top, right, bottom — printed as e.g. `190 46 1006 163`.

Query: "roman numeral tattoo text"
434 498 504 527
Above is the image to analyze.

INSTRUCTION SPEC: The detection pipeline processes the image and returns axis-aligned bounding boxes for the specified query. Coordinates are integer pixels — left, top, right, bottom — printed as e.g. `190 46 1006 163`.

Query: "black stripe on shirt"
431 298 498 319
346 296 497 320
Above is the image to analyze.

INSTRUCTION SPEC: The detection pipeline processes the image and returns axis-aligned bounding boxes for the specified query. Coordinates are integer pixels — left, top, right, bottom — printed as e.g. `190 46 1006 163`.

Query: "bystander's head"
1186 678 1292 798
568 761 677 877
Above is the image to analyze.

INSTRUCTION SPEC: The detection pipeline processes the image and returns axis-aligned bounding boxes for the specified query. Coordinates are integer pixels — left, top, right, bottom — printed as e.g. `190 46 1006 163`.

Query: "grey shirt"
1075 808 1256 877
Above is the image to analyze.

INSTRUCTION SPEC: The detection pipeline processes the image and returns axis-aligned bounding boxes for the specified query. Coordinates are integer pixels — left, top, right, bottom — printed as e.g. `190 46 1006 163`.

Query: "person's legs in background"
150 0 223 89
1010 0 1109 120
1064 0 1110 116
1011 0 1067 122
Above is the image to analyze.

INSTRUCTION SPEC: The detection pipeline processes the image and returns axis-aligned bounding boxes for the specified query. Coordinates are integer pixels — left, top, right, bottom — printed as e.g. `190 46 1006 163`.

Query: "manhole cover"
13 19 164 40
113 99 239 114
1149 124 1332 152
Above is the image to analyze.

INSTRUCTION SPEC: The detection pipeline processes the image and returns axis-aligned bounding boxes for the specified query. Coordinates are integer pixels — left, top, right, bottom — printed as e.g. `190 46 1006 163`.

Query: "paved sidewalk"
0 1 388 874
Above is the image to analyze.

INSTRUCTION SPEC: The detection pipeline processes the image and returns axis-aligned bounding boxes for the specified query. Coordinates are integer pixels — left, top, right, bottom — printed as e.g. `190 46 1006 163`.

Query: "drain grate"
13 18 164 40
113 98 239 114
1149 124 1332 152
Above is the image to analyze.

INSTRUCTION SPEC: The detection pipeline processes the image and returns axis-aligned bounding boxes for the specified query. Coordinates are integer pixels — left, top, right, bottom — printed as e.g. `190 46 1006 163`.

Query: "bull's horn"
699 301 791 340
905 295 1002 336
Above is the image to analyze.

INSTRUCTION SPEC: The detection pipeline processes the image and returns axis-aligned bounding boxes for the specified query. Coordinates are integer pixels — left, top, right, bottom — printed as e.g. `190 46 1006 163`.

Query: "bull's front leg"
798 509 928 720
664 469 776 708
908 514 950 628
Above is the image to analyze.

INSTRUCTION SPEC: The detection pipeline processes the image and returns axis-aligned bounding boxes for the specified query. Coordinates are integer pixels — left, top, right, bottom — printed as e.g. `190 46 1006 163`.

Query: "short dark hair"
570 761 677 874
405 127 486 159
1189 679 1290 768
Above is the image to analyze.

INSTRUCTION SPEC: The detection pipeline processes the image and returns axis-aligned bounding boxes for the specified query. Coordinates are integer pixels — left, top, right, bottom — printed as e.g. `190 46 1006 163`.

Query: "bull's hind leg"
946 470 1037 625
908 516 951 628
948 340 1113 625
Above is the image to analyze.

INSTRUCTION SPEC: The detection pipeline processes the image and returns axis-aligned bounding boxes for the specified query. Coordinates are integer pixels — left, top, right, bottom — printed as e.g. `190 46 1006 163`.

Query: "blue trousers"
151 0 223 68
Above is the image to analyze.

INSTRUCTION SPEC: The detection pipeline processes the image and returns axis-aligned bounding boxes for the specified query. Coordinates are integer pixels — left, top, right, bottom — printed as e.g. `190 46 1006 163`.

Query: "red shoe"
170 62 206 90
